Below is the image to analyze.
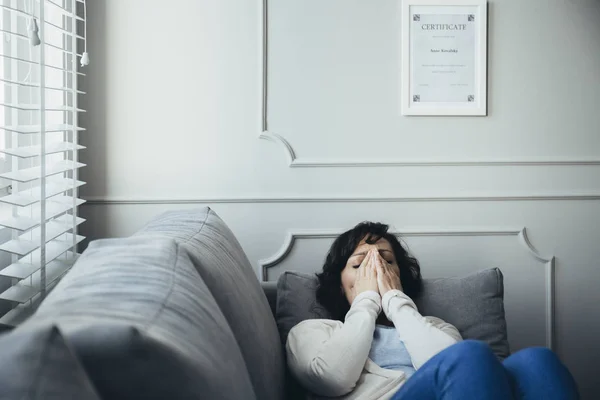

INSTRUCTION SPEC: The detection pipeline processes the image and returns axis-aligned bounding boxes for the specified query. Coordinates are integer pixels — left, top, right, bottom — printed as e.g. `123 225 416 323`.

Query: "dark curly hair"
316 221 422 321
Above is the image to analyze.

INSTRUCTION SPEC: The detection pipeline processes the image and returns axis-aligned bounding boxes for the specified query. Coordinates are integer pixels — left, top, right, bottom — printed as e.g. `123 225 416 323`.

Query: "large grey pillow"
134 207 284 400
276 271 330 346
414 268 510 360
0 325 100 400
29 237 255 400
276 268 510 360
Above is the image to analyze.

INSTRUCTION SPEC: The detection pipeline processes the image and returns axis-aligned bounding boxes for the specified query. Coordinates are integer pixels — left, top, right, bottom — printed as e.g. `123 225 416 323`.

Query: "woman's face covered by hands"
340 237 402 305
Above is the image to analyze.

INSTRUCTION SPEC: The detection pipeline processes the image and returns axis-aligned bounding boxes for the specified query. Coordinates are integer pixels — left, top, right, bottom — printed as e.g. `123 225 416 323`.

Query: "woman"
286 222 579 400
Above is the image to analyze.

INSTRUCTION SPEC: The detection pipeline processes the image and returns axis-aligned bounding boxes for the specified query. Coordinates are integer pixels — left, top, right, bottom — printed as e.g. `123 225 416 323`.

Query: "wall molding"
259 0 600 168
258 227 555 349
83 193 600 205
517 229 556 351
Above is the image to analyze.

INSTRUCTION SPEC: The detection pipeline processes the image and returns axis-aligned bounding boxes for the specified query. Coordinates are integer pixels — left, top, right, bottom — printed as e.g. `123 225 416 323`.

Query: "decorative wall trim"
258 228 521 278
258 227 556 349
518 229 556 351
83 193 600 205
259 0 600 168
259 131 295 165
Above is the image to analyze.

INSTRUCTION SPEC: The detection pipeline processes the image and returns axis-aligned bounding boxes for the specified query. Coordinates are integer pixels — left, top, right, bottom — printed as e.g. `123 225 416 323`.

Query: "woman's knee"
433 340 503 380
503 347 579 398
505 347 562 369
444 340 496 363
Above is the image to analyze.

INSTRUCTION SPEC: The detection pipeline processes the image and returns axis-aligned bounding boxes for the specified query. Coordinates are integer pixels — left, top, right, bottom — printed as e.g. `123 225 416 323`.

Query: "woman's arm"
286 291 380 397
382 289 462 369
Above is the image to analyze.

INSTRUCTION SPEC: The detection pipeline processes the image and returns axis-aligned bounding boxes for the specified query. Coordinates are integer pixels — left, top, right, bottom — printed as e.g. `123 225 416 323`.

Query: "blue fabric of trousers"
391 340 579 400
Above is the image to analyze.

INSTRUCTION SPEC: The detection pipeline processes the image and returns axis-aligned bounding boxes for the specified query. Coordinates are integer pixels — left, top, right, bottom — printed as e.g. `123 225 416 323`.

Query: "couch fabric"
0 325 100 400
133 208 285 400
28 236 256 400
275 268 510 360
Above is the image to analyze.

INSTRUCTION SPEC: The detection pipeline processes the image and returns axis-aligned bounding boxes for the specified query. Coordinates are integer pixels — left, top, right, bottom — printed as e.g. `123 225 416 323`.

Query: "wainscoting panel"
260 227 552 352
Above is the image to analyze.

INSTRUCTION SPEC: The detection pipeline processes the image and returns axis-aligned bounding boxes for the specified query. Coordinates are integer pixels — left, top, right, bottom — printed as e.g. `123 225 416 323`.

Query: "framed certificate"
401 0 487 116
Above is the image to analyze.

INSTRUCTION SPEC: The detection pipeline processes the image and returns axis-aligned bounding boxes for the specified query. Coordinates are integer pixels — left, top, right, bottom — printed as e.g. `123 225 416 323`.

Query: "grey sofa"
0 207 509 400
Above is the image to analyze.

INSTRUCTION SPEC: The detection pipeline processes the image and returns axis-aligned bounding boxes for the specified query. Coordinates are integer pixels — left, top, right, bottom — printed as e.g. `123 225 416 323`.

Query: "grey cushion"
262 281 278 317
414 268 510 360
29 237 255 400
0 324 100 400
276 271 330 346
276 268 510 360
134 207 284 400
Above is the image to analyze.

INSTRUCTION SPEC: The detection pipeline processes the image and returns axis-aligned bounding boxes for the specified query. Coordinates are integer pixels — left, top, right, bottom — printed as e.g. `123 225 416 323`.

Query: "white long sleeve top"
286 290 462 400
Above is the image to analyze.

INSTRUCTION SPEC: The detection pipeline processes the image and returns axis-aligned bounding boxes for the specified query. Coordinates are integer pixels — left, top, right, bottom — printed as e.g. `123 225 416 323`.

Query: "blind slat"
0 300 38 327
0 219 83 256
0 6 85 37
0 205 85 231
29 236 84 266
0 257 78 303
0 251 77 280
0 103 85 112
0 183 86 207
0 161 86 183
1 124 85 134
0 78 85 93
0 53 85 76
2 142 85 158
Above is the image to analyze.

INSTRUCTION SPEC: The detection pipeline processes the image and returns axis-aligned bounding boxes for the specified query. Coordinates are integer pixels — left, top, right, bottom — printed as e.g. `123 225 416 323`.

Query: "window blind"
0 0 86 327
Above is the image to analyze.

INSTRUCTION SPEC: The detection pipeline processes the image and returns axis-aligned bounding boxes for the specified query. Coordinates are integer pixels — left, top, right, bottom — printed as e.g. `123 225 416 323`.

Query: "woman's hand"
373 251 403 296
353 248 379 298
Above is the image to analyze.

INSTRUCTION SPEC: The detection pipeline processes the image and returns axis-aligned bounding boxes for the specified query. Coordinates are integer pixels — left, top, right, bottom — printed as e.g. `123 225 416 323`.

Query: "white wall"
79 1 600 397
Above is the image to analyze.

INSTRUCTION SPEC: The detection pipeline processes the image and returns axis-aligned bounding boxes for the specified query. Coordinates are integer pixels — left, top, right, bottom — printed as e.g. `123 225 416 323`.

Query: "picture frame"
401 0 488 116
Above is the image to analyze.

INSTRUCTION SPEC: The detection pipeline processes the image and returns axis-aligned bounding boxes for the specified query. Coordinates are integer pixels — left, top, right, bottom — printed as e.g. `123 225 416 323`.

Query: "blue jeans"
391 340 579 400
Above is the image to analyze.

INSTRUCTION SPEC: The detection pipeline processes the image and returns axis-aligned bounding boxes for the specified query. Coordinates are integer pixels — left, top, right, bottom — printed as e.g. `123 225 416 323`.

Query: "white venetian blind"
0 0 86 327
